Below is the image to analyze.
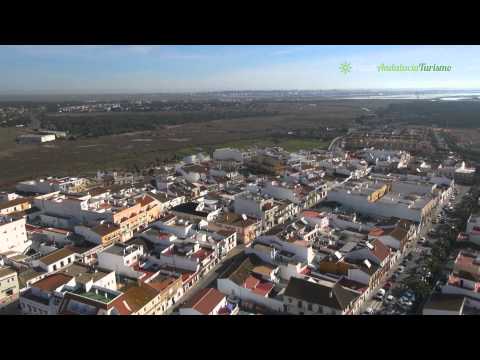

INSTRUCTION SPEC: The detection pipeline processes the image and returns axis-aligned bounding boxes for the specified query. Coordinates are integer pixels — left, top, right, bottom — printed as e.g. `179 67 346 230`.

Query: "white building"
0 216 30 255
33 247 76 273
17 134 55 144
326 180 436 224
97 243 145 278
466 213 480 245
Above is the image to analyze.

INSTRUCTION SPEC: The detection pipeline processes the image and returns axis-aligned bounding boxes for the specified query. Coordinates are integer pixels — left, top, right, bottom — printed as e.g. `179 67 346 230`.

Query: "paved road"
360 185 469 315
165 244 245 314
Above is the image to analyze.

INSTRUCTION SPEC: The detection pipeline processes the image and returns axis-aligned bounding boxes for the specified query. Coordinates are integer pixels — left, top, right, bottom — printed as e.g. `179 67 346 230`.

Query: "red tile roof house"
217 253 284 313
442 251 480 301
179 288 238 315
20 273 76 315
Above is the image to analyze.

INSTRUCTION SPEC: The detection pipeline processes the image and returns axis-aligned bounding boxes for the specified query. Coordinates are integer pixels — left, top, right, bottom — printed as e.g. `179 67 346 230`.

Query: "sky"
1 45 480 93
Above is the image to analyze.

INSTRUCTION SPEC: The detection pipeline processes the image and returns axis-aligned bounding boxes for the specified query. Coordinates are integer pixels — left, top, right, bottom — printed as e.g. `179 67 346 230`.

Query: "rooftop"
0 266 16 279
39 247 75 266
31 273 73 292
284 277 358 311
182 287 226 315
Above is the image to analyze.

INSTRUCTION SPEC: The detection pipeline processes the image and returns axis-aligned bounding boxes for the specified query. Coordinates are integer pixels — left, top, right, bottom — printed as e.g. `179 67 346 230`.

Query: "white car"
386 295 395 302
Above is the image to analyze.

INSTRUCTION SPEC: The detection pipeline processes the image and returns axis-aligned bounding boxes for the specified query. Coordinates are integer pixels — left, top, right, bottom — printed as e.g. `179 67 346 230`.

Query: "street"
360 184 470 315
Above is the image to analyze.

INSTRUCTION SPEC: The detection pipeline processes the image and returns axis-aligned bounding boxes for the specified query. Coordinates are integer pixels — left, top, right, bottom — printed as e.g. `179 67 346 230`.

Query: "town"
0 126 478 316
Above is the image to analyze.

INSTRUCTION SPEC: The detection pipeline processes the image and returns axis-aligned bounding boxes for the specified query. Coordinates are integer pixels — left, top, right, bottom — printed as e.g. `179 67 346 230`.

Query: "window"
68 258 72 264
60 261 64 267
298 300 303 308
53 265 57 271
307 303 313 311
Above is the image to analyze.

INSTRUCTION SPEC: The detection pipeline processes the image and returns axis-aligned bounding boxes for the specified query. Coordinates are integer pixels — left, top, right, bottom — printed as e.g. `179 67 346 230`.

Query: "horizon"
2 88 480 97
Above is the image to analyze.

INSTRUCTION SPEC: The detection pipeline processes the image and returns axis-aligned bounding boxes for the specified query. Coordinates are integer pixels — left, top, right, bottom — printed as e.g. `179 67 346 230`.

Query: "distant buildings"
16 134 56 144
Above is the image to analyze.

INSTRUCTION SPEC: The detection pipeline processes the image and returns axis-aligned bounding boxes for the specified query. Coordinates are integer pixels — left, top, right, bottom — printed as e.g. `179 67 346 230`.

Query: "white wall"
0 217 30 254
217 278 284 312
74 225 102 245
327 190 423 222
97 248 144 278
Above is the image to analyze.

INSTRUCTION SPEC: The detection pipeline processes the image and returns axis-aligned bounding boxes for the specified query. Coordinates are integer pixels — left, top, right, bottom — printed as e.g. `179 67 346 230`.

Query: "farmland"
0 99 402 186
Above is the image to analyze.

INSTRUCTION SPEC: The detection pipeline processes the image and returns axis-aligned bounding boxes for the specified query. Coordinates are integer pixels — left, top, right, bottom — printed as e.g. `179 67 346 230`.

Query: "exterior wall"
263 183 298 204
39 214 72 229
283 294 342 315
257 236 314 265
20 293 51 315
0 271 19 308
327 190 423 222
466 215 480 244
278 262 305 281
149 253 200 273
0 200 31 216
0 217 30 254
144 278 184 315
33 195 97 224
74 225 121 246
94 271 117 291
234 197 263 219
209 221 259 245
217 278 283 312
97 249 143 278
37 254 76 273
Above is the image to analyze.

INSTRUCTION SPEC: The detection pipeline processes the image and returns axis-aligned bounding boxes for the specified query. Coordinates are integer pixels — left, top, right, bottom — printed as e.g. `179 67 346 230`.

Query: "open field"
0 99 402 187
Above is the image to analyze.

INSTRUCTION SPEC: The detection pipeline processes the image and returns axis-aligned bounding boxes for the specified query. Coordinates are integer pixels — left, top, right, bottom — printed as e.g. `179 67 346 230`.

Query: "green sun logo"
340 62 352 74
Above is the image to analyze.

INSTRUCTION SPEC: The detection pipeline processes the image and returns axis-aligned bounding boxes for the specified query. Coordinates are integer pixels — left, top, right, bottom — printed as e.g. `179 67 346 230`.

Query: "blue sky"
0 45 479 93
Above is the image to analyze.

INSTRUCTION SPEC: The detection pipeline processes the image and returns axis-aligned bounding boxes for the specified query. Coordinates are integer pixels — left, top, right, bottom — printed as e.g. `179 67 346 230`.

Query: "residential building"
0 215 31 255
0 267 19 308
283 276 359 315
179 287 239 315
